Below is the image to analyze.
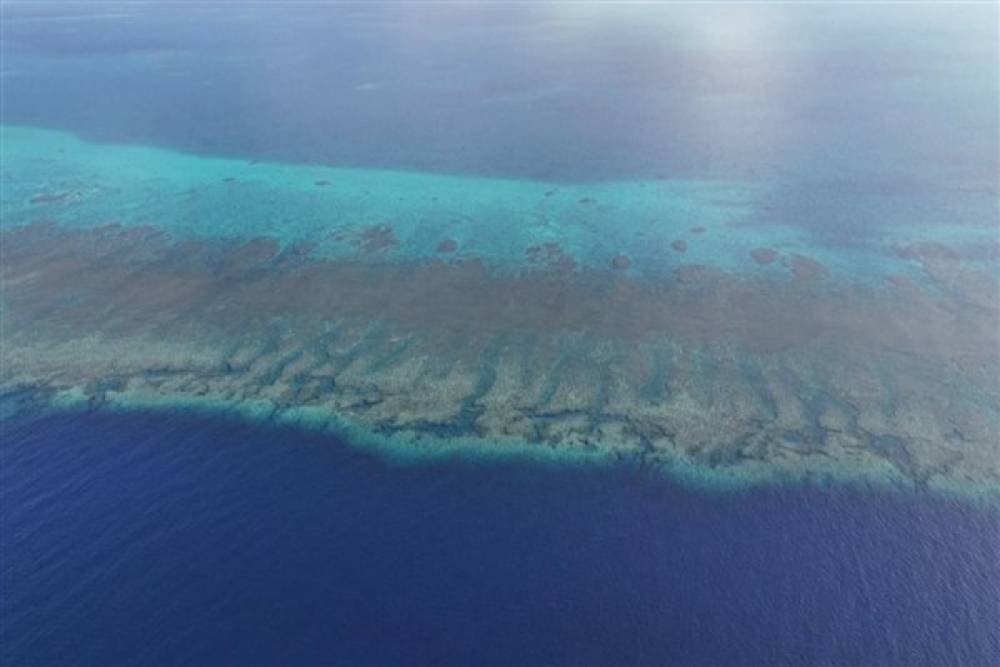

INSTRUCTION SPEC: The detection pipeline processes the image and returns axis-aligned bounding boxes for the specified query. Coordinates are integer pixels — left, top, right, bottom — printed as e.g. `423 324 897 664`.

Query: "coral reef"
3 222 997 495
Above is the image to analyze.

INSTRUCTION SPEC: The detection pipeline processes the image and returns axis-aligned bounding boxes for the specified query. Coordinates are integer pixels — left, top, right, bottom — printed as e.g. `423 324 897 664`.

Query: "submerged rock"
750 248 778 265
611 254 632 270
894 242 961 261
359 224 399 253
671 239 688 253
786 254 828 280
526 242 566 265
29 192 70 205
437 239 458 253
281 240 317 261
674 264 716 283
227 237 280 272
555 254 578 273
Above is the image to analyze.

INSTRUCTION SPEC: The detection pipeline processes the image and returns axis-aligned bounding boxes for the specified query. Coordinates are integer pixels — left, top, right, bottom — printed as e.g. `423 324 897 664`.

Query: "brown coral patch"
278 240 317 263
526 242 569 269
358 224 399 253
674 264 721 284
554 255 578 273
786 254 828 280
750 248 778 265
895 242 961 261
30 192 70 205
225 237 280 273
611 254 631 270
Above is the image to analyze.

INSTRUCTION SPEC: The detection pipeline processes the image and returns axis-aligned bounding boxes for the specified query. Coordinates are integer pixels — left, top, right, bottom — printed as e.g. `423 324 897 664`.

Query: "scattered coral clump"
526 242 577 272
750 248 778 265
359 224 399 253
786 254 828 280
612 254 631 270
30 192 70 205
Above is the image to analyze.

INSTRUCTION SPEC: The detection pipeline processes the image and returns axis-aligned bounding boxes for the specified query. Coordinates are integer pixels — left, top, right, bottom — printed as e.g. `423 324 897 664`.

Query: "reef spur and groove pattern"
2 128 999 497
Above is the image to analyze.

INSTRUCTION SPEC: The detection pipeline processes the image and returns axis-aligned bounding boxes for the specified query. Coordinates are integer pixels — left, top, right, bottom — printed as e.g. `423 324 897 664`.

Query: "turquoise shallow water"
2 126 761 275
4 125 996 288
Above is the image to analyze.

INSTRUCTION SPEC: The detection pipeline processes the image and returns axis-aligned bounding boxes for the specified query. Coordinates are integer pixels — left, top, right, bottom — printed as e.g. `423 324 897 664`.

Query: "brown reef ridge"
2 222 998 494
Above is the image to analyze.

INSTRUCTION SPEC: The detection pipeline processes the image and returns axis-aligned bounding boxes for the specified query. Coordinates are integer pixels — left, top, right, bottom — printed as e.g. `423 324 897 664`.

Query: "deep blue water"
2 409 998 666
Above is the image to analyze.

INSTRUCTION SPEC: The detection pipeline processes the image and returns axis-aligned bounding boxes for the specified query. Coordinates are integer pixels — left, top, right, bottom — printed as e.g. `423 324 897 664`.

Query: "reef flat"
2 127 999 496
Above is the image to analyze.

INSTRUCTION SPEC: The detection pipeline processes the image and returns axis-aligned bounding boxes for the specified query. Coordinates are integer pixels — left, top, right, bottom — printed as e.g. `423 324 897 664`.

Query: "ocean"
3 408 999 666
1 3 998 665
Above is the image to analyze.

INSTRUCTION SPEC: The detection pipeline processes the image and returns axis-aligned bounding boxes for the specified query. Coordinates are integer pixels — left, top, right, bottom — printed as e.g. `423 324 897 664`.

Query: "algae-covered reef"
3 217 998 496
2 127 998 496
